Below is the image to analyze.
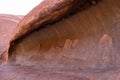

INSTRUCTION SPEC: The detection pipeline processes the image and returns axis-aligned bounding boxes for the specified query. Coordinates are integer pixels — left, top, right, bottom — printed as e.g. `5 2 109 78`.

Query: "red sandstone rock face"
9 0 98 50
0 0 120 80
0 14 22 63
9 0 87 43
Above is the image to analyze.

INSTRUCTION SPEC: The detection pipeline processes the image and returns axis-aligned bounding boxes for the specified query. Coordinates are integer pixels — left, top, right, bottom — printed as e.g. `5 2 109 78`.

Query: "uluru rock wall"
0 14 22 63
0 0 120 80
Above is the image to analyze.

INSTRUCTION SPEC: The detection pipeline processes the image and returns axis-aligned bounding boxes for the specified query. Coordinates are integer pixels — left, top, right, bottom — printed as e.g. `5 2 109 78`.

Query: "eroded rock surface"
0 0 120 80
0 14 22 63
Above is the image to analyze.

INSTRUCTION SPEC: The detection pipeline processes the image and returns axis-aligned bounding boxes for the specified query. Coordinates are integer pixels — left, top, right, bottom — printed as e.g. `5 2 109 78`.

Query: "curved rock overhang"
0 0 120 79
4 0 119 70
8 0 99 57
0 14 22 63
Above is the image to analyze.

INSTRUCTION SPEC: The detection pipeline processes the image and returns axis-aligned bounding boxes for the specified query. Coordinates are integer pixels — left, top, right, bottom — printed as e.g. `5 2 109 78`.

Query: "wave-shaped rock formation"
0 0 120 80
0 14 22 63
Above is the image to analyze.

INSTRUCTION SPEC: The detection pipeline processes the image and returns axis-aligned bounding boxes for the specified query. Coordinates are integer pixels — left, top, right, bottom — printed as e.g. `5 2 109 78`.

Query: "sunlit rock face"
0 0 120 80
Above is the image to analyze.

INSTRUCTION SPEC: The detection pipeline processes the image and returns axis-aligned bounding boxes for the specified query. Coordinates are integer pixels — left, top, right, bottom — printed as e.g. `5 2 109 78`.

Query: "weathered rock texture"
0 14 22 63
0 0 120 80
10 0 96 44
